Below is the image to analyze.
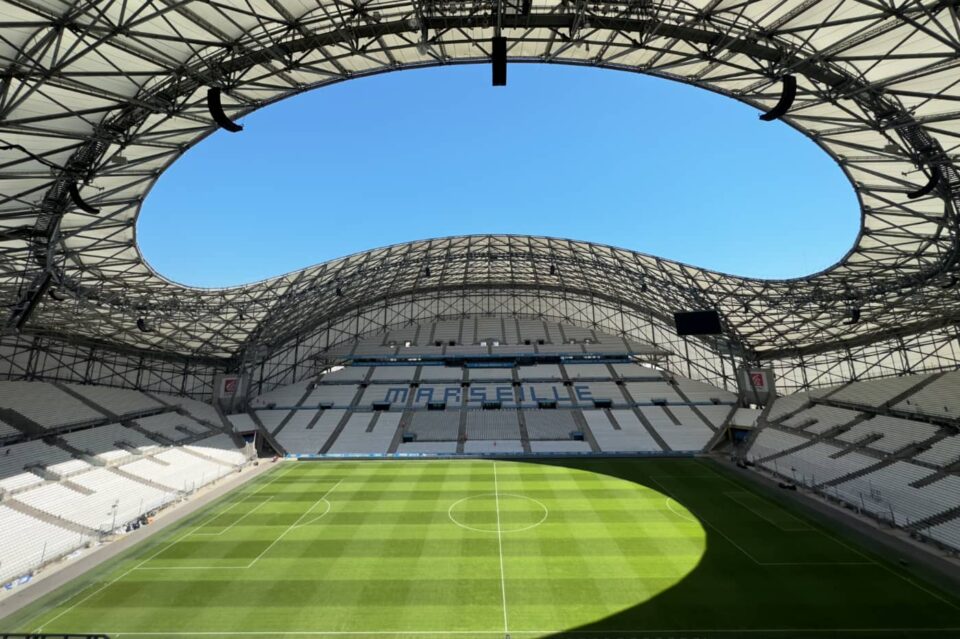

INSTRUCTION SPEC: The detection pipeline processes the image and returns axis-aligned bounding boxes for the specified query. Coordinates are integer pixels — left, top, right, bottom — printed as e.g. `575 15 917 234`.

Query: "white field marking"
722 491 812 532
30 465 299 630
191 463 295 531
245 479 342 569
648 476 762 565
447 493 548 534
492 462 509 637
135 491 335 571
652 477 869 568
698 462 960 610
79 628 960 636
188 464 294 534
664 497 698 524
192 496 275 537
291 498 331 529
33 505 219 632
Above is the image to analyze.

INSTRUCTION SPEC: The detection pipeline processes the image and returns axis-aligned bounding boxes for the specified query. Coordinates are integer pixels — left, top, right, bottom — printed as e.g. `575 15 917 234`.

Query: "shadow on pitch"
507 456 960 639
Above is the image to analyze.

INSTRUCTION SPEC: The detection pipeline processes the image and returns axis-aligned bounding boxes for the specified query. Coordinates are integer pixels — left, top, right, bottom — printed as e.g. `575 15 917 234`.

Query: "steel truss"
1 1 959 396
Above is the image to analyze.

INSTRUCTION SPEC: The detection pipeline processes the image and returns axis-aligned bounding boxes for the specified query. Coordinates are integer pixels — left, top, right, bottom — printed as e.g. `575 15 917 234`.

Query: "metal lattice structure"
1 1 959 396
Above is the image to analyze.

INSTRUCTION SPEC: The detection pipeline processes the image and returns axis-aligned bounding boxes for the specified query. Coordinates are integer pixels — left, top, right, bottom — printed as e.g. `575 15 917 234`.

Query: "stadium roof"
1 0 958 365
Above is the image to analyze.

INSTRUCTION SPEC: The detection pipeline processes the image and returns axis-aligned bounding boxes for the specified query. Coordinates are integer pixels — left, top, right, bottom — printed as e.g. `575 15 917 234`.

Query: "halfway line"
493 462 509 636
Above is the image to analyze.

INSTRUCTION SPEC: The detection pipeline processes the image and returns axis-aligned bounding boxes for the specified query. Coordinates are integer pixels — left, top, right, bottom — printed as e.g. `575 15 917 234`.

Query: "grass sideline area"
1 457 958 639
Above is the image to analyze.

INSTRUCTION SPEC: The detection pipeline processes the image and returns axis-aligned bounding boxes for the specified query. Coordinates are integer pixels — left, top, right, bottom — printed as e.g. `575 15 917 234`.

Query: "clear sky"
138 64 859 288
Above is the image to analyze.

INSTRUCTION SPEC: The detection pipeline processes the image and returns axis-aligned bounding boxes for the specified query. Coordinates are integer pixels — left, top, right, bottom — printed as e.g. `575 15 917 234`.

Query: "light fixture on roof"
759 75 796 121
136 317 153 332
207 87 243 133
843 307 861 325
549 264 556 276
907 167 940 200
424 266 431 278
492 36 507 86
68 182 99 214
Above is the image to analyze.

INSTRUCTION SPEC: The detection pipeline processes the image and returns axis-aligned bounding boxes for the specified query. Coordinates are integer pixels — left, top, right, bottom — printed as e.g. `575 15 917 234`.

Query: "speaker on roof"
673 310 722 336
492 37 507 86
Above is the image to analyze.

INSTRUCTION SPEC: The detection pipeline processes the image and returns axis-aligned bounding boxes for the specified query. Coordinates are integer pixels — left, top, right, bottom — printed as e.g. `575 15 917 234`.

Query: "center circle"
448 493 549 534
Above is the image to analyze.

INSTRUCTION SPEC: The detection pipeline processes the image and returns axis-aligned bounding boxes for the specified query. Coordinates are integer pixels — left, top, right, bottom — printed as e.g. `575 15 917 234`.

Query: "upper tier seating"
673 378 737 403
476 316 505 342
419 366 464 382
585 410 661 452
516 319 548 343
322 367 371 383
749 428 813 460
385 323 419 345
836 415 939 454
251 380 311 408
162 395 225 426
370 366 419 382
729 408 759 429
401 384 472 408
625 382 683 403
766 392 812 422
0 439 72 492
697 404 734 428
0 438 82 487
0 382 102 428
573 382 627 406
781 405 861 434
829 374 935 408
228 413 258 432
914 434 960 467
0 418 18 441
519 383 571 407
639 406 712 451
61 423 158 462
564 363 613 379
893 370 960 419
517 364 562 380
432 320 461 344
255 410 290 433
134 412 209 442
63 384 162 417
611 363 662 380
467 367 514 381
305 384 360 408
275 409 344 452
327 412 399 454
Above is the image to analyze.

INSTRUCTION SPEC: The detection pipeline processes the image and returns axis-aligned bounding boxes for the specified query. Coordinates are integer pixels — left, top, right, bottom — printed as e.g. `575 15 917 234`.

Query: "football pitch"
3 458 959 639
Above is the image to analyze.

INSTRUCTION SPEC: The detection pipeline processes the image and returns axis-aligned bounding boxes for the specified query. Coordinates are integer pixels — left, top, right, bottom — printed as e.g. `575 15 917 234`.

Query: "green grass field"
3 458 959 639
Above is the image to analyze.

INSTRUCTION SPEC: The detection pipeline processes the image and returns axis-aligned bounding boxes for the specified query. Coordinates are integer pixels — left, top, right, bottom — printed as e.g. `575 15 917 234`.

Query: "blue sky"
138 64 858 288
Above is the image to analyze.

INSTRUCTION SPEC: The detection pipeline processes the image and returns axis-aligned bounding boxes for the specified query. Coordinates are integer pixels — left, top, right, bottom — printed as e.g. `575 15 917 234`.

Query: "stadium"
1 1 960 638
